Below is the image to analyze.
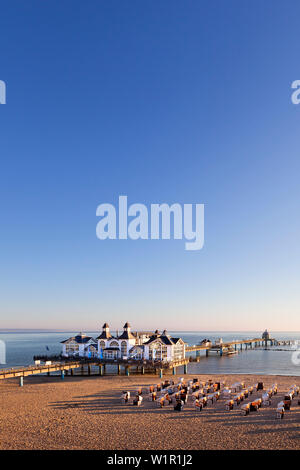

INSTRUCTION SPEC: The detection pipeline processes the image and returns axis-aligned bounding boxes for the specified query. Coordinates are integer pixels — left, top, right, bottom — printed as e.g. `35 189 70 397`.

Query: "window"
99 341 105 350
173 342 184 360
87 345 97 357
121 341 127 356
109 341 119 348
104 349 119 359
130 348 143 360
65 341 79 354
149 342 162 360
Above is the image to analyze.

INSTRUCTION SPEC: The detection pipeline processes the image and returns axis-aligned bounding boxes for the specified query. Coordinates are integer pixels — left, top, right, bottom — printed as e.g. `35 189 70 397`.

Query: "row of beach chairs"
222 381 264 398
261 383 278 406
225 382 269 413
121 379 299 417
276 384 299 419
120 378 224 410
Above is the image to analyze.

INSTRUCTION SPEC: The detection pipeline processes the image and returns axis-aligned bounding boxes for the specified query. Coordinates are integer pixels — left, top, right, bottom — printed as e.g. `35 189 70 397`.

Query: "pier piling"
19 376 23 387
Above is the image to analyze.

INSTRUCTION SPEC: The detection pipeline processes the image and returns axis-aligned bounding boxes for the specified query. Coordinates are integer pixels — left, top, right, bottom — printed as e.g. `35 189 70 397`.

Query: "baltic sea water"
0 331 299 376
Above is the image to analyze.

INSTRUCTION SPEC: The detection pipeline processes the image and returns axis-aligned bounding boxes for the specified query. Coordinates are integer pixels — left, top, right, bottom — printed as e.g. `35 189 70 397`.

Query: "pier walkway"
0 337 277 385
0 361 81 380
0 358 190 384
186 337 277 357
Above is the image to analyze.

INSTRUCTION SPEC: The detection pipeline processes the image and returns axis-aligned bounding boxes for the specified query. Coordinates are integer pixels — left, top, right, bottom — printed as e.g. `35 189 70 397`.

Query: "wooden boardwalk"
0 337 277 384
0 361 82 380
0 357 190 383
186 337 276 352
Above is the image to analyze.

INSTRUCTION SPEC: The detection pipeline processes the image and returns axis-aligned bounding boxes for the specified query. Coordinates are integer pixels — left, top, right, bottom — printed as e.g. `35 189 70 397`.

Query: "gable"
172 338 185 345
148 338 165 347
130 345 144 352
63 338 76 345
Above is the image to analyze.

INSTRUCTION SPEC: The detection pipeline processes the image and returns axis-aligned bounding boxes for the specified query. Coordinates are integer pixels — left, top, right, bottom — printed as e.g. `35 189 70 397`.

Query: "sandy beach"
0 373 299 450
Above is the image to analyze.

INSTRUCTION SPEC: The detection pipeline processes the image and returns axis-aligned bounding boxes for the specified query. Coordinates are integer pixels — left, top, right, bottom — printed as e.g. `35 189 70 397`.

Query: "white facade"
97 322 137 359
129 331 185 362
61 333 97 358
61 324 185 363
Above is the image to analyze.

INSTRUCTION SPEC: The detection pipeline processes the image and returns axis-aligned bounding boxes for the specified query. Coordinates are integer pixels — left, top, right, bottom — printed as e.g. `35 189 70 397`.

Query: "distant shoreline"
1 329 300 334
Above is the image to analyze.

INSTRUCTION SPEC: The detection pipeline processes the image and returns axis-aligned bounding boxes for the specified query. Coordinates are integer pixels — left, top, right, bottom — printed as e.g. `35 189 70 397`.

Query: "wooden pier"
0 357 190 385
186 337 277 359
0 361 82 380
0 336 278 386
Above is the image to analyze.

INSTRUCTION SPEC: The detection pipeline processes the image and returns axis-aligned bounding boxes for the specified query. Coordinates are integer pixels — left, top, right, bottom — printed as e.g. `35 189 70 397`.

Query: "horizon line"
0 328 299 333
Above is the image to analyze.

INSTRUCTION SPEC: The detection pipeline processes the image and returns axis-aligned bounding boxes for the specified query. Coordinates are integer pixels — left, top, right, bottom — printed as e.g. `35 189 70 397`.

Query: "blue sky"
0 1 300 331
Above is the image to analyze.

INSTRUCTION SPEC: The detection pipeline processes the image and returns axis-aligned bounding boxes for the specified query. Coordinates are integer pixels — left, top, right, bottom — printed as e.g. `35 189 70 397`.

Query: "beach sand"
0 373 299 450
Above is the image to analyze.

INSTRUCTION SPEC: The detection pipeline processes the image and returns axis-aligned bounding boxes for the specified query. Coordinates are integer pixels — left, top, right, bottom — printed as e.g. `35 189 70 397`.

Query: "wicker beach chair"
225 399 234 411
194 399 203 412
173 400 184 411
276 402 285 419
240 403 250 415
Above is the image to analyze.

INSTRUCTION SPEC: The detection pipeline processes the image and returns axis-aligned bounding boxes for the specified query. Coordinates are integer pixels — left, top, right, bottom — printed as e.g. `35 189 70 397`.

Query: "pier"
0 361 82 383
186 337 277 359
0 336 278 385
0 357 190 385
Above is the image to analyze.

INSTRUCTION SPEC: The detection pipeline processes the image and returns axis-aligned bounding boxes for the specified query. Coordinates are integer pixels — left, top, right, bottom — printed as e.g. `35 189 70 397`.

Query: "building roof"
123 322 131 328
160 335 174 345
143 334 172 345
84 343 98 350
104 347 119 351
102 322 109 328
170 337 181 344
96 331 112 340
144 334 183 346
118 330 135 340
129 345 145 352
61 334 96 344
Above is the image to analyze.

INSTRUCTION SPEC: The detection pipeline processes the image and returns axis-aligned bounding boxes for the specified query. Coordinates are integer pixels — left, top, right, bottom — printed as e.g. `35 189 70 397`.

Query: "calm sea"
0 331 299 376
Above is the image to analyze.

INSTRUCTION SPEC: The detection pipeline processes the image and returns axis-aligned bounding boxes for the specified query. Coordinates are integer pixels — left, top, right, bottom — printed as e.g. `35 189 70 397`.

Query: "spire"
97 322 112 340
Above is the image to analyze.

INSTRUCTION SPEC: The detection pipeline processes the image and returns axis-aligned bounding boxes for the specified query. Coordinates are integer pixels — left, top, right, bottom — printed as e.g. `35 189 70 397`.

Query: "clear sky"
0 1 300 331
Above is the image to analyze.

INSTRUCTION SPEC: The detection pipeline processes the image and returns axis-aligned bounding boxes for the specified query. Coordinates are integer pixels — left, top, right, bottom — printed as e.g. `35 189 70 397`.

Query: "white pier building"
61 322 185 362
